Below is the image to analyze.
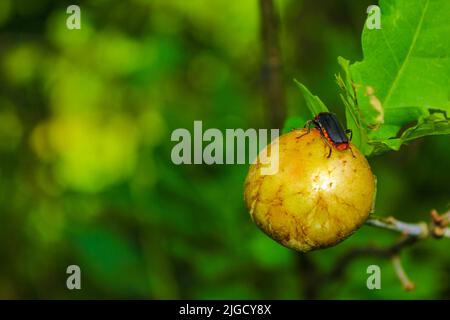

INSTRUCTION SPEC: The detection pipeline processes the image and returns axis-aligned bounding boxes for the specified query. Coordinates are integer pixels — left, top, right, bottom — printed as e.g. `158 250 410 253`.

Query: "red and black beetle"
303 112 353 158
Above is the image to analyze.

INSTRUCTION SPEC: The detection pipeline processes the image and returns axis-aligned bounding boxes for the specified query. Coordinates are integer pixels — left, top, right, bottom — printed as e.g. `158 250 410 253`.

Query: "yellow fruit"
244 129 375 252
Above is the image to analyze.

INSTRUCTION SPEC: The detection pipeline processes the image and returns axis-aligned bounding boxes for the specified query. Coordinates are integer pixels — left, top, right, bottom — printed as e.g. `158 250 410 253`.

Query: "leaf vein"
383 0 430 107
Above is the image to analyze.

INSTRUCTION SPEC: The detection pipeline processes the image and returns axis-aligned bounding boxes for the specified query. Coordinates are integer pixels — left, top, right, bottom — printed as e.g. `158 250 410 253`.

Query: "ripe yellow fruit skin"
244 129 375 253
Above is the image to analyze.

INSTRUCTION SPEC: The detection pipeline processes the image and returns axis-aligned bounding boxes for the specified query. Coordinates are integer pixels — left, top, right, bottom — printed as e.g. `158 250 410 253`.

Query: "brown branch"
259 0 286 128
329 234 418 279
329 209 450 290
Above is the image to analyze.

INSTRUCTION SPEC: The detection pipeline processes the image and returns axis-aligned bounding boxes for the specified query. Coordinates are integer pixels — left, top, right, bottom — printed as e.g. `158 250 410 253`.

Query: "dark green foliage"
0 0 448 299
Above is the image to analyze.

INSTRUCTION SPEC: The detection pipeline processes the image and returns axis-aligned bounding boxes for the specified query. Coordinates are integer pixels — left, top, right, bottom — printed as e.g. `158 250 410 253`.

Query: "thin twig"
366 209 450 239
391 255 415 291
365 216 428 237
330 209 450 290
259 0 286 128
330 235 418 279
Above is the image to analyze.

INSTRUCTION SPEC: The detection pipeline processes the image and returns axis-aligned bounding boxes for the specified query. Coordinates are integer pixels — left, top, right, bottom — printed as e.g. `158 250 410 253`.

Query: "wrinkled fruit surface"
244 129 375 252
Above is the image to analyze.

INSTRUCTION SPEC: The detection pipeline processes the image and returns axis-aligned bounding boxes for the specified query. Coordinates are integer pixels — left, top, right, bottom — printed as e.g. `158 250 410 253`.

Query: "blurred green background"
0 0 449 299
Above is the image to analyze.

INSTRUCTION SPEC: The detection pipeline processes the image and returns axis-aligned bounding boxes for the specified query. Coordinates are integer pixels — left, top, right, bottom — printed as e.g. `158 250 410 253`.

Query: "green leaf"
366 112 450 155
399 111 450 142
282 116 306 134
294 79 329 117
336 57 372 155
348 0 450 155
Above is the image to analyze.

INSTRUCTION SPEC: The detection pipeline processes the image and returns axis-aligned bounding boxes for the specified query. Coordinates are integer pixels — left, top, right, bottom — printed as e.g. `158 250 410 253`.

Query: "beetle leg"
326 143 332 158
349 146 356 158
296 120 314 140
304 120 313 131
345 129 353 141
317 129 333 158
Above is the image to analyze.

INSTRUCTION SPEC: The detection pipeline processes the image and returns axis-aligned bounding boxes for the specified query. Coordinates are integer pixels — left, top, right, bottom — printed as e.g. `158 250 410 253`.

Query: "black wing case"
317 113 348 144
